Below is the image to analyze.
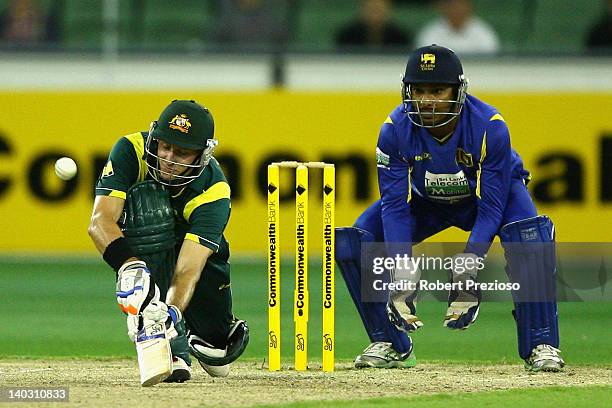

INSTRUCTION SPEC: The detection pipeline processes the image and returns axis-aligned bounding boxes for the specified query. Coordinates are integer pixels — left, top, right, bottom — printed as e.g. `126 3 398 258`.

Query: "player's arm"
377 123 413 246
465 117 512 255
89 135 142 270
166 184 231 312
378 121 423 332
166 240 213 312
89 195 136 260
445 119 511 330
89 135 164 325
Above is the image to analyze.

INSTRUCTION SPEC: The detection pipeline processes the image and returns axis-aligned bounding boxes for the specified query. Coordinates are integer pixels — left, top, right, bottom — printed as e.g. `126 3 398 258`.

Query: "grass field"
2 256 611 407
257 387 612 408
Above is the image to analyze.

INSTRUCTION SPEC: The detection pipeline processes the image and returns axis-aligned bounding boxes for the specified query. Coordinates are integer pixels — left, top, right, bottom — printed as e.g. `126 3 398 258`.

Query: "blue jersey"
376 94 529 250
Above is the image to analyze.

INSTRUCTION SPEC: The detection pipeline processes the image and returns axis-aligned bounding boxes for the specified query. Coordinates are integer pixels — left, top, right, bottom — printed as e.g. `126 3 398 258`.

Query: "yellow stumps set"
267 161 335 372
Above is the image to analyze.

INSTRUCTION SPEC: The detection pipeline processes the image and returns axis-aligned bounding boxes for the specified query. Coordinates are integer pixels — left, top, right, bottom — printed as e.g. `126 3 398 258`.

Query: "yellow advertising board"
0 91 610 254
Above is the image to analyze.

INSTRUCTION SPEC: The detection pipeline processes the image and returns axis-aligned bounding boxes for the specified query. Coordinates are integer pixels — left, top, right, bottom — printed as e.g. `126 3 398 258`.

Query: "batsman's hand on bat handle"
116 260 160 316
127 301 182 342
385 260 424 333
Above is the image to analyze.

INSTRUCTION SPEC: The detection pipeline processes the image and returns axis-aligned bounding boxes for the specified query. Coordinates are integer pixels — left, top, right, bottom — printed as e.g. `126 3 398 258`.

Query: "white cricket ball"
55 157 78 181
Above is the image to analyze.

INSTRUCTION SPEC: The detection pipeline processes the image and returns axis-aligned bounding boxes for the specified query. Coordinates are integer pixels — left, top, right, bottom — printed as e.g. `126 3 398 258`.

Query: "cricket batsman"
88 100 248 385
335 45 565 372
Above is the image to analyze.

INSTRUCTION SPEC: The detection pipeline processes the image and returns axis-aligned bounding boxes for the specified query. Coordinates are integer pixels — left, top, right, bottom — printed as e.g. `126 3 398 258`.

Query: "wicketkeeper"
335 45 564 372
88 100 248 385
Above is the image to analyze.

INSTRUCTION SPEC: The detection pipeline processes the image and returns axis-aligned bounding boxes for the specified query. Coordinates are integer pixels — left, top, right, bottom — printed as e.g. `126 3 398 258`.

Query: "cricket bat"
135 321 173 387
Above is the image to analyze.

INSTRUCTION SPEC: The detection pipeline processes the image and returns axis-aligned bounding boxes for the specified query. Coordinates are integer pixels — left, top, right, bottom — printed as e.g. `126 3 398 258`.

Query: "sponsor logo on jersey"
420 53 435 71
102 160 114 177
414 152 432 161
376 147 390 168
169 114 192 134
455 148 474 167
425 170 471 202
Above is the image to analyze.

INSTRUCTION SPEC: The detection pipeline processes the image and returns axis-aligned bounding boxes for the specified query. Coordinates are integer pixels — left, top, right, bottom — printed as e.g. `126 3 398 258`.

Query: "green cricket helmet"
145 100 218 186
401 44 469 128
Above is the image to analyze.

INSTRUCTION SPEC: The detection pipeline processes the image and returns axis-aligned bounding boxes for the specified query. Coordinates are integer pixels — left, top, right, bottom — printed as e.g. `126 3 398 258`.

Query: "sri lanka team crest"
420 53 435 71
169 114 192 134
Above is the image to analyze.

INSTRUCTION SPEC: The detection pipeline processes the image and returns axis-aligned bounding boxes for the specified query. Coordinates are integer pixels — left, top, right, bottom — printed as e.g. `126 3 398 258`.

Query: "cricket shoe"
189 334 231 377
524 344 565 372
198 361 230 378
354 341 416 369
163 356 191 383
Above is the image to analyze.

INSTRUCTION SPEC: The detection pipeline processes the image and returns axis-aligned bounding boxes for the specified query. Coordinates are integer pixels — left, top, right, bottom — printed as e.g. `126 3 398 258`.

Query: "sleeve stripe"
490 113 505 122
480 132 488 162
407 167 412 203
185 233 220 251
476 132 488 199
183 181 231 221
125 133 147 182
95 187 127 199
384 116 394 124
109 190 127 199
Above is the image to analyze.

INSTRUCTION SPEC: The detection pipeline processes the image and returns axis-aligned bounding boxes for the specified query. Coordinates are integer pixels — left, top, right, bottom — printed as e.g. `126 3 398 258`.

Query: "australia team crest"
169 114 192 134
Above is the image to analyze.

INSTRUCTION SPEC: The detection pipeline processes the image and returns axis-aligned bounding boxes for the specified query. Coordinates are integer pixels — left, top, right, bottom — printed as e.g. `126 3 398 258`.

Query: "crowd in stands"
0 0 610 54
586 0 612 50
0 0 59 47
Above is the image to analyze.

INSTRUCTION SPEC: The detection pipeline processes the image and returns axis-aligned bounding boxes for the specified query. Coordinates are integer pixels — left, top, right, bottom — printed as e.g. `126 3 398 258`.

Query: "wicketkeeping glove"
385 259 423 333
116 260 160 316
387 291 423 332
444 253 481 330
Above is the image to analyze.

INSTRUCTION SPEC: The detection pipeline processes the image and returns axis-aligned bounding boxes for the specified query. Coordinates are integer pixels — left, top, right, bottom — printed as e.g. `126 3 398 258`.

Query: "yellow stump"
294 164 309 371
322 165 335 372
267 164 281 371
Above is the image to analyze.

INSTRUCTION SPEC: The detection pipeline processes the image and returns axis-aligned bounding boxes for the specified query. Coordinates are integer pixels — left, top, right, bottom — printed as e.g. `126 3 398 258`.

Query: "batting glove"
127 301 182 342
116 260 160 316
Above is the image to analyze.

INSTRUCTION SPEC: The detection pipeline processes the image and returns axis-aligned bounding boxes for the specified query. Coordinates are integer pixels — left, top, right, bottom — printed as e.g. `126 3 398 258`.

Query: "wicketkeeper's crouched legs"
336 200 414 364
500 215 564 371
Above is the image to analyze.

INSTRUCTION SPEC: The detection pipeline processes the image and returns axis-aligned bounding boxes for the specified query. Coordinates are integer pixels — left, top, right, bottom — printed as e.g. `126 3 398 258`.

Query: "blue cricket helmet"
403 44 465 84
401 44 469 128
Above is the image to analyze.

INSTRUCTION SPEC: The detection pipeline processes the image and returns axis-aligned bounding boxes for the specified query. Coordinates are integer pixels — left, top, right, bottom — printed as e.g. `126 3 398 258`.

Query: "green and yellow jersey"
96 132 231 261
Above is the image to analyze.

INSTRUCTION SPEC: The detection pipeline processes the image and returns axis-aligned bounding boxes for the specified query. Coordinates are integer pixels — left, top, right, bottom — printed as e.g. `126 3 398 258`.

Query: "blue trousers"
356 179 536 242
349 179 557 358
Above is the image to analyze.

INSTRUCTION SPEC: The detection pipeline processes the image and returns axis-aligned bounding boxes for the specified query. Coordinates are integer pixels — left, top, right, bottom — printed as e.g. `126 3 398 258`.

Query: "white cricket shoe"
189 334 231 377
198 360 230 377
354 341 416 369
163 356 191 383
524 344 565 372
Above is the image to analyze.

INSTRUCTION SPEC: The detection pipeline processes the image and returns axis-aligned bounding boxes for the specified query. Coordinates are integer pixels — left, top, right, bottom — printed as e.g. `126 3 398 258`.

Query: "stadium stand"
0 0 604 53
